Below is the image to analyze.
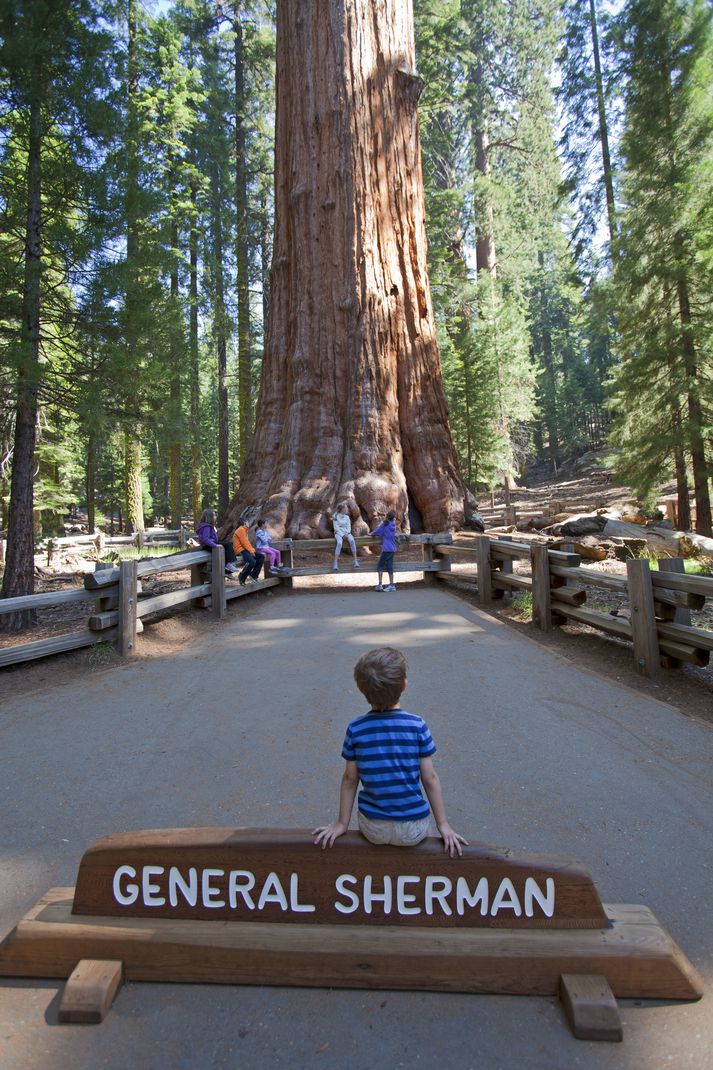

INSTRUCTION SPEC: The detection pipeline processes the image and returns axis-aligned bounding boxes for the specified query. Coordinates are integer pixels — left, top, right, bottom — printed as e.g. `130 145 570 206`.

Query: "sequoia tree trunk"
223 0 470 539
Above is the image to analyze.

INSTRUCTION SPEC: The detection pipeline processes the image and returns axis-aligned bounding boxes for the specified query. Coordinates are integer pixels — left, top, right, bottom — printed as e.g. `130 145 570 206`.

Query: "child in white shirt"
332 503 360 570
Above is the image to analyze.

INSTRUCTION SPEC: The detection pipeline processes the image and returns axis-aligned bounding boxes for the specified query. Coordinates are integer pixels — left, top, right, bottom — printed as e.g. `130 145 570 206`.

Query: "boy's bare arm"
419 756 468 858
313 761 359 848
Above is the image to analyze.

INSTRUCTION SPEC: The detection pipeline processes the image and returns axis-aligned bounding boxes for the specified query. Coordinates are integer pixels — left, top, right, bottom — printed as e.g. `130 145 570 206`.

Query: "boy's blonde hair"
354 647 407 710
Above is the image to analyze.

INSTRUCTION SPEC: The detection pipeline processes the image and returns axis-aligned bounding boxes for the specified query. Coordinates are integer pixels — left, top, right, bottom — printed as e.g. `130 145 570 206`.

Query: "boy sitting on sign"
313 647 467 858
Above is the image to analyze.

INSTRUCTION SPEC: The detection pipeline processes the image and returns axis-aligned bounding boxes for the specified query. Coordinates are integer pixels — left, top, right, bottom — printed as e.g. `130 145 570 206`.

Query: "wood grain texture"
57 959 124 1024
220 0 470 539
0 890 703 999
69 829 607 929
560 973 623 1042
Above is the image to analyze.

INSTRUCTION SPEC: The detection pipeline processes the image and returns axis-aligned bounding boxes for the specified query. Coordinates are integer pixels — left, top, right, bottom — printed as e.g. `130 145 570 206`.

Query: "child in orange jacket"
232 521 265 585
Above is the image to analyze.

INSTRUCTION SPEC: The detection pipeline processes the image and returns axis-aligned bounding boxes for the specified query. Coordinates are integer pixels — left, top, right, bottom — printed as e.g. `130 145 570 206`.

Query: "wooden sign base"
0 829 703 1040
0 888 702 998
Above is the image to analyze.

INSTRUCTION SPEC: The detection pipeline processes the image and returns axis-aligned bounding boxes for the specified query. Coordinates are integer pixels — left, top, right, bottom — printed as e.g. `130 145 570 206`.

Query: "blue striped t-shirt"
342 709 436 821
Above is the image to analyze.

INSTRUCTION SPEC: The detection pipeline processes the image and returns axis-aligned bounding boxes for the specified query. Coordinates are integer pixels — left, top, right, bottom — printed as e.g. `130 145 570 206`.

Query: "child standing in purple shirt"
371 510 398 591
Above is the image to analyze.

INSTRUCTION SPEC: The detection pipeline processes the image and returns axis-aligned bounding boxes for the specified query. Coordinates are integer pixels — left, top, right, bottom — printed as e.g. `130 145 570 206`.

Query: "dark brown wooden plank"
560 973 623 1042
58 959 124 1024
70 829 607 929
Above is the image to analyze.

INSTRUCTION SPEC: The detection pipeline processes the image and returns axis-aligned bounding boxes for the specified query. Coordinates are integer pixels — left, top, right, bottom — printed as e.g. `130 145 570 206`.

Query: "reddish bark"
223 0 472 539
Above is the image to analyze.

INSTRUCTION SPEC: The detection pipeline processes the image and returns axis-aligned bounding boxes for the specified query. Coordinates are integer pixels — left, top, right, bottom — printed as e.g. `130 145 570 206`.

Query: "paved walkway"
1 584 711 1070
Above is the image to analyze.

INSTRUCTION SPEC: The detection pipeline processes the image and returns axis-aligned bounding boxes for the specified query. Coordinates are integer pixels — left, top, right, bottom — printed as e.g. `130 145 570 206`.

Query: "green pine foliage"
608 0 713 534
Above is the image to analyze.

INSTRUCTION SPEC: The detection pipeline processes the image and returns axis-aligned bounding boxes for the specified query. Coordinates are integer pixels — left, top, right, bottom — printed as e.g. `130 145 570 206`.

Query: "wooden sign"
0 827 703 1015
72 828 609 929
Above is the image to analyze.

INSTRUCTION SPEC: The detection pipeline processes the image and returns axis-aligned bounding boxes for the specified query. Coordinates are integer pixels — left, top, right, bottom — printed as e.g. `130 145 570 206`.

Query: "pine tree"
610 0 713 535
0 0 114 627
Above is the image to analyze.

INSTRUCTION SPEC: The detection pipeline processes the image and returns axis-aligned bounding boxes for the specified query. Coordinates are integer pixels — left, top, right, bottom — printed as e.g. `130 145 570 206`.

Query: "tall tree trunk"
189 178 202 523
168 215 183 529
124 426 143 533
234 1 251 463
223 0 469 538
675 265 711 536
124 0 144 534
1 93 42 629
87 431 96 533
538 251 560 469
474 122 497 277
588 0 617 260
211 179 230 518
663 280 691 532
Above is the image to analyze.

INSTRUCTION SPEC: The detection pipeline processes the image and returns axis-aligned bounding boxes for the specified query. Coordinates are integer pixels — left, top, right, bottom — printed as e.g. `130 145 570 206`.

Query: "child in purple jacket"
195 509 238 575
370 510 398 592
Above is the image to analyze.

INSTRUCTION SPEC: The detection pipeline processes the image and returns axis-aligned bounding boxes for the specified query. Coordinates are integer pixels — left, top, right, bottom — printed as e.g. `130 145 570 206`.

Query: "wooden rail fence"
0 533 450 668
2 532 711 678
433 536 713 678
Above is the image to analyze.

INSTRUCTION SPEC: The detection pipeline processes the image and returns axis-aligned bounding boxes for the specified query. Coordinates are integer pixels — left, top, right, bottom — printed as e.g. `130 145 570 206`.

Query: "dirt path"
1 583 711 1070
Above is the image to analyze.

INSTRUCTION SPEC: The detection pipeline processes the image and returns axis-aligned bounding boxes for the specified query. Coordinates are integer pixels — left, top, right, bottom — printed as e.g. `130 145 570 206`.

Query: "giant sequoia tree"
223 0 471 538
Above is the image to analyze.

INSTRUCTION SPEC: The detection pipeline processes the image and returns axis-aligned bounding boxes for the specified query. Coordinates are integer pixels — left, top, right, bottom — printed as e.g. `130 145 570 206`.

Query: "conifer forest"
2 0 713 611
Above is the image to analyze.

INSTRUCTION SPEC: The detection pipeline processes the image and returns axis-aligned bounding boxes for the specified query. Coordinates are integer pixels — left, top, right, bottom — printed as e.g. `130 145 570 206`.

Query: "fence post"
531 542 552 631
179 526 188 550
211 545 226 619
476 536 492 603
281 539 294 589
118 560 138 657
626 558 660 677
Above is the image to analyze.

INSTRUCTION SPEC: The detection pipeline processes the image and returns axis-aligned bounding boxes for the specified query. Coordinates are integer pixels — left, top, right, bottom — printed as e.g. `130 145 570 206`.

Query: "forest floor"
2 455 712 720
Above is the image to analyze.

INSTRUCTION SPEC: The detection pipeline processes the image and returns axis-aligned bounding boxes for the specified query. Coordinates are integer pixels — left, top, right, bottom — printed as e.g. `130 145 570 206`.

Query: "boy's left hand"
437 823 468 858
312 821 347 848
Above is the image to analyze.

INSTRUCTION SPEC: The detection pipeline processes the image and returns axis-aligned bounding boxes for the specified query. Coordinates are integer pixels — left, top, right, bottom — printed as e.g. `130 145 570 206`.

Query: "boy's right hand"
312 821 347 848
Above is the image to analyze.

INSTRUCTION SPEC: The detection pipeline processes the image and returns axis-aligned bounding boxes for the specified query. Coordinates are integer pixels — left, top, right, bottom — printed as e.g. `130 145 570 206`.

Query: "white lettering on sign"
142 866 165 907
425 876 452 916
109 865 557 921
396 875 420 915
363 875 392 914
113 865 139 905
456 876 488 916
169 866 198 907
228 870 256 909
525 876 555 918
334 874 359 914
290 872 316 913
202 868 225 908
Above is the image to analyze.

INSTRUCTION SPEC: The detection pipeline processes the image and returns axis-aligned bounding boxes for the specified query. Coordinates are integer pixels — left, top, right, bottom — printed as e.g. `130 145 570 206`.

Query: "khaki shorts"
358 811 430 847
